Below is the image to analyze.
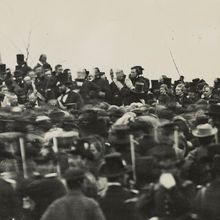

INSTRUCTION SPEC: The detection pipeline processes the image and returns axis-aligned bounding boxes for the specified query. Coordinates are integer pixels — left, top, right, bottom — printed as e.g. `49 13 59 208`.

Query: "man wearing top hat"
15 54 32 78
129 66 149 95
98 152 138 220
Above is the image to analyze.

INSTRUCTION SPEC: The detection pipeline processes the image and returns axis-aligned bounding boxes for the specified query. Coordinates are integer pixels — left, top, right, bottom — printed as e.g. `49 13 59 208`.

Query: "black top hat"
64 167 85 181
16 54 25 62
163 78 172 88
131 82 145 94
98 152 129 177
151 80 160 90
0 64 6 73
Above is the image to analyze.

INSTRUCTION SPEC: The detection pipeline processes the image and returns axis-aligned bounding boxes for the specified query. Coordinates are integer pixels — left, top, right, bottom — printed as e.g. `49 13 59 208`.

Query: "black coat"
109 82 131 106
99 185 137 220
0 179 20 220
131 76 150 94
93 78 111 102
24 176 66 220
15 63 32 77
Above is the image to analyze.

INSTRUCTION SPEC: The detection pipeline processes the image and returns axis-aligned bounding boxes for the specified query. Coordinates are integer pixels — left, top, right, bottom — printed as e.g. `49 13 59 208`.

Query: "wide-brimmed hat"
98 152 129 177
192 123 217 137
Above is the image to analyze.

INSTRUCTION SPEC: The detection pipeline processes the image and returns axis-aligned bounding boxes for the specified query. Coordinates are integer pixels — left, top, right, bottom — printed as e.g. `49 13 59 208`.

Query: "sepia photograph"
0 0 220 219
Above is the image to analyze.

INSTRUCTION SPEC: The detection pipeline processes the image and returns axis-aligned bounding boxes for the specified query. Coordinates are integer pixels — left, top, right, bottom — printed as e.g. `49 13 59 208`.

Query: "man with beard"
129 66 149 95
57 82 83 110
110 69 133 106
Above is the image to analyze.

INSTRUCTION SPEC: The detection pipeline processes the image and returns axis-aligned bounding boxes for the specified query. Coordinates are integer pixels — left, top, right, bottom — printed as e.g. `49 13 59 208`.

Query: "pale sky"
0 0 220 83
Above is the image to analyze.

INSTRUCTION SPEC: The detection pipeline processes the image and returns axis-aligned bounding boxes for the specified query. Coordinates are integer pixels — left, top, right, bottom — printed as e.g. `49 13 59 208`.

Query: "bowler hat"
98 152 129 177
192 123 217 137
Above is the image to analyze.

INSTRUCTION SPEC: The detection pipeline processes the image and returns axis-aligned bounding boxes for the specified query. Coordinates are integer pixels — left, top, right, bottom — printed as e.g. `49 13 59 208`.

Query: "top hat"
98 152 129 177
64 167 85 181
0 64 6 73
151 80 160 90
131 82 145 94
192 123 217 137
163 78 172 89
16 54 25 62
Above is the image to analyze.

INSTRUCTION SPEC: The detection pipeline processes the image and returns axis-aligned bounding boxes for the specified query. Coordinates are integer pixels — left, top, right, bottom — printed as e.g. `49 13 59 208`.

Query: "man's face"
57 66 63 74
40 55 47 63
175 86 183 96
45 70 52 79
35 67 43 77
59 85 66 94
130 69 137 79
203 87 212 98
160 87 166 95
28 71 37 80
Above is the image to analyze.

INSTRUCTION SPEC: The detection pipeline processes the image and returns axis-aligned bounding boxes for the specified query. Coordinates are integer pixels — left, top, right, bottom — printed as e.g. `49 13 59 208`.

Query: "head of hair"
55 64 62 71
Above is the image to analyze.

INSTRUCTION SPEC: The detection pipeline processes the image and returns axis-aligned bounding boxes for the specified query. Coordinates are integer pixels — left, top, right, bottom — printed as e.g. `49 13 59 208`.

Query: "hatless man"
40 167 106 220
129 66 150 94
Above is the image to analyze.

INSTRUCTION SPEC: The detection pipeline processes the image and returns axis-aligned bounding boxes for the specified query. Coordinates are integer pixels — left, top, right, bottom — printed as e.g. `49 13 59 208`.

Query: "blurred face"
56 66 63 74
130 68 137 78
59 85 66 94
35 67 43 76
28 71 37 80
40 55 47 63
160 87 166 95
45 70 52 79
116 71 124 81
24 77 32 85
203 87 212 98
176 86 183 96
87 72 95 81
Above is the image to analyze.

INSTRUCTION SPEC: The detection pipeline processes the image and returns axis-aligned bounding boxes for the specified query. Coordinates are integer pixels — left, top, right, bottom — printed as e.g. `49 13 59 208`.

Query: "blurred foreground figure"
41 167 105 220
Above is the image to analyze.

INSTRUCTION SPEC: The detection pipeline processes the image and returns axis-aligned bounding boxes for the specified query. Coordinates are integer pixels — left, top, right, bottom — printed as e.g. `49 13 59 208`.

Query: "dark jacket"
195 180 220 220
15 63 32 77
130 75 150 94
0 179 21 220
99 184 137 220
109 82 131 106
93 78 111 102
41 190 105 220
24 176 66 220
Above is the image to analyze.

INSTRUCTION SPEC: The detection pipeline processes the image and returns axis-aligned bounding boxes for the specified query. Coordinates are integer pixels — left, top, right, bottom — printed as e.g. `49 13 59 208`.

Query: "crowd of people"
0 53 220 220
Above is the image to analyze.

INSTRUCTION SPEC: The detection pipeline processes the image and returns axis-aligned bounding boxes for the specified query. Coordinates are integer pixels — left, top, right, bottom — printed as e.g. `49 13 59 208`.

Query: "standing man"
129 66 150 95
41 167 106 220
15 54 32 77
35 54 52 71
110 69 133 106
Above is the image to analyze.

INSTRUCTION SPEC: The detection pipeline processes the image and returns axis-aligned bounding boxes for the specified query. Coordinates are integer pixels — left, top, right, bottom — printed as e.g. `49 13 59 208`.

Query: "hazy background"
0 0 219 84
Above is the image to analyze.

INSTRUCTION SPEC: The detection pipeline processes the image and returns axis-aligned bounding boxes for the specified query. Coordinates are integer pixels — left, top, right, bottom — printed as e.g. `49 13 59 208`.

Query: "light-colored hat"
192 123 218 137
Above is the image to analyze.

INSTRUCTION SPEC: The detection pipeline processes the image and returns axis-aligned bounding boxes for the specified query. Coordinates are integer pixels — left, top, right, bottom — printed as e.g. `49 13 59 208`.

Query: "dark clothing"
0 179 20 220
130 75 150 94
124 91 147 105
16 63 32 77
41 190 105 220
35 62 52 71
57 90 84 110
137 182 194 220
109 81 131 106
79 80 100 104
24 176 66 220
158 94 172 106
93 78 111 102
195 180 220 220
99 184 137 220
175 94 192 107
